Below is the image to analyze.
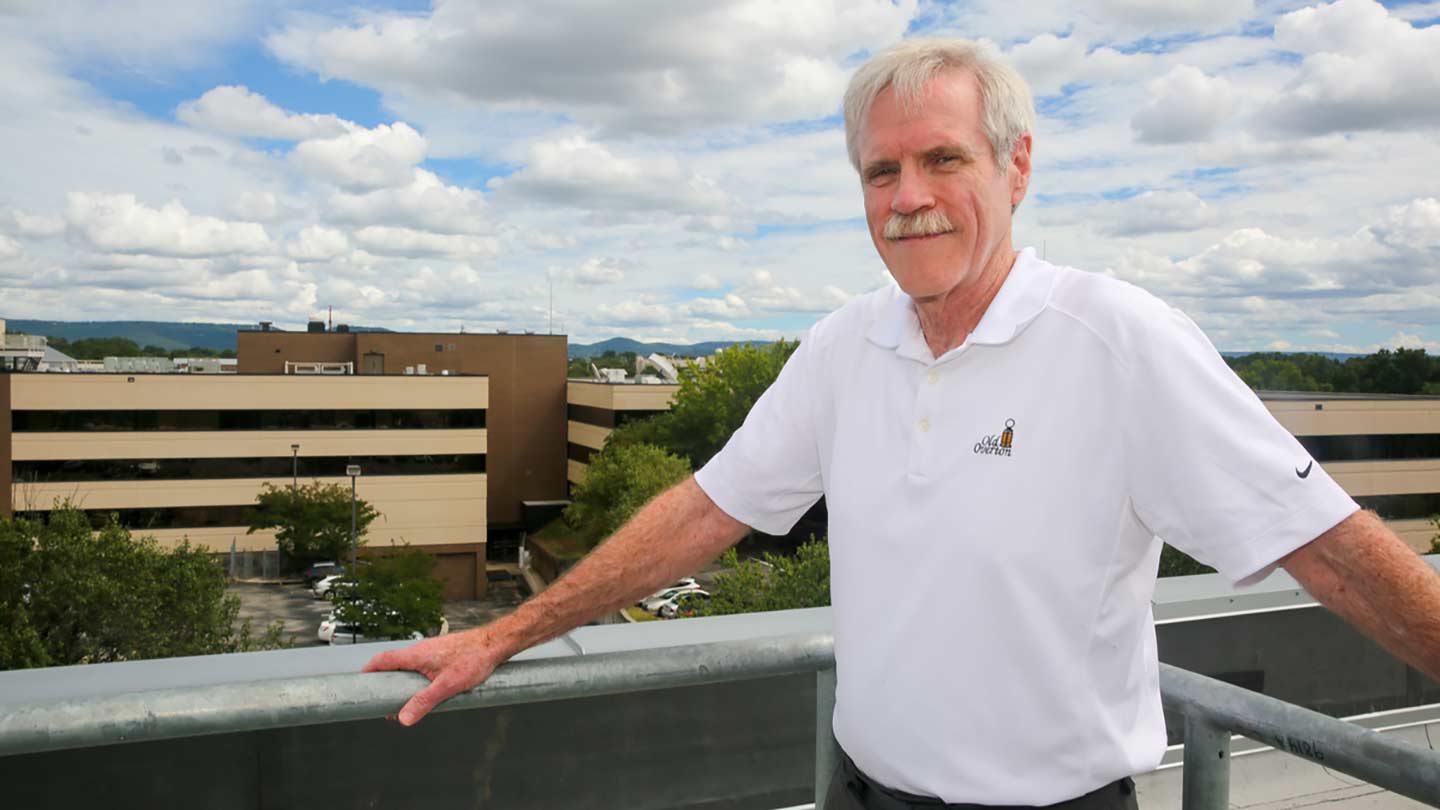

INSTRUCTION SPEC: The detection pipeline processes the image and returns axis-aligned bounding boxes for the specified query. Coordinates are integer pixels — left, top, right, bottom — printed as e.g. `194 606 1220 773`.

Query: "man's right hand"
363 628 506 726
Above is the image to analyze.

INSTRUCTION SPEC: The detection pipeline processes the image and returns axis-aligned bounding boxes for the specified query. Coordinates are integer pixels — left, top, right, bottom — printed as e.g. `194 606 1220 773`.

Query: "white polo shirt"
694 248 1358 805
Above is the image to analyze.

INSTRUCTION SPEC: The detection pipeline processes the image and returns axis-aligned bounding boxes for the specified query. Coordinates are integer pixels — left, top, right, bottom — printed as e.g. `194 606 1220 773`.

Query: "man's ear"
1010 132 1033 210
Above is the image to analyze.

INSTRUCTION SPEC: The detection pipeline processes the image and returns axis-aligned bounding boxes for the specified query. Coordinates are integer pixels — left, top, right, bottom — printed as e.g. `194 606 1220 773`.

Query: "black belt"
838 753 1136 810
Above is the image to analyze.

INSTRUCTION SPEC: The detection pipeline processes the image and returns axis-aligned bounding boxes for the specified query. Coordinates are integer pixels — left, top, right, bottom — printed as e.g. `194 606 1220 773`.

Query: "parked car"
320 606 433 645
659 590 710 619
312 574 344 599
640 583 702 613
302 561 341 588
325 620 423 645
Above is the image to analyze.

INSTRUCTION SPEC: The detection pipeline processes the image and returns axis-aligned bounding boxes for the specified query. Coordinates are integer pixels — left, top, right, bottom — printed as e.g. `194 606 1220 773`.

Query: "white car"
312 574 350 599
659 590 710 619
640 582 702 613
319 608 429 645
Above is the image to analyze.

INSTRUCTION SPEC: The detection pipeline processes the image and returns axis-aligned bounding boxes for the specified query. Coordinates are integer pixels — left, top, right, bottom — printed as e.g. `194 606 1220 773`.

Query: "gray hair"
843 38 1036 174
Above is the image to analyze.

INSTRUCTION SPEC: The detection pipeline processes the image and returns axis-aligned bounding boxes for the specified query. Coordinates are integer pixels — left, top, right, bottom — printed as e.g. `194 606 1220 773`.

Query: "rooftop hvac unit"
416 363 427 375
307 320 325 333
404 367 415 375
336 324 350 333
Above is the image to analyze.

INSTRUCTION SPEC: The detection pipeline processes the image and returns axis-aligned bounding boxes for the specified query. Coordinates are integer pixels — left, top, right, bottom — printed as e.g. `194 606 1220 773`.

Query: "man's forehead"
859 74 986 161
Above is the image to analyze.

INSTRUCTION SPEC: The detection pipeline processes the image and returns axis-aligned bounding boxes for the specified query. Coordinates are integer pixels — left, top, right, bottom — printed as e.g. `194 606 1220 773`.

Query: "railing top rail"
0 632 834 758
2 629 1437 808
1160 663 1440 806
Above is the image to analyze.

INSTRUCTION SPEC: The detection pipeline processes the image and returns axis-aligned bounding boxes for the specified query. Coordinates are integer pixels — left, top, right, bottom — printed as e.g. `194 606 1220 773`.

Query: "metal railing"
1 633 1437 808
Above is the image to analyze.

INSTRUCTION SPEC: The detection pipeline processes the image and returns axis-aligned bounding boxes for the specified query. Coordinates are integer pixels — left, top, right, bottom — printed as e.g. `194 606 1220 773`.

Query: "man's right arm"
363 476 749 725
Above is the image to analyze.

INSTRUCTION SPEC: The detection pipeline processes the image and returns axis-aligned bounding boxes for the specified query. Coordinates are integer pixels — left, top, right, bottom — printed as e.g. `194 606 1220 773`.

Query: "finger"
398 675 461 726
362 649 411 673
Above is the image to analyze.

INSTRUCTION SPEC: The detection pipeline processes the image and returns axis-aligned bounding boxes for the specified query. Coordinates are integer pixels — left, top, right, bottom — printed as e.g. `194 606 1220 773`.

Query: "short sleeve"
694 334 825 535
1123 306 1358 586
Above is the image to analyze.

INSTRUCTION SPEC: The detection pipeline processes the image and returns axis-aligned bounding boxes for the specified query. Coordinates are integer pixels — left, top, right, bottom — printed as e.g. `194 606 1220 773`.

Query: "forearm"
487 476 747 660
1282 510 1440 682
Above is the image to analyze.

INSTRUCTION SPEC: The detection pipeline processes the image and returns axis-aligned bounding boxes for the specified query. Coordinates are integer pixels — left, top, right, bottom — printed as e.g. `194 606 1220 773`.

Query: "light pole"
290 443 300 490
346 464 361 572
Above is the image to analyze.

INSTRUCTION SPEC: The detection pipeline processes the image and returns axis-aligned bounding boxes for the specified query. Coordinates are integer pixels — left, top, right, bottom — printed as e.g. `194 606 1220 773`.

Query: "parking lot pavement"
229 581 334 647
229 576 532 647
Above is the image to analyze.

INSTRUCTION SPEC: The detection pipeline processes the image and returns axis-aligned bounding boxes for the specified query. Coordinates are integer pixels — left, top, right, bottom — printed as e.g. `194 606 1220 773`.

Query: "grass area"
530 518 589 561
624 606 658 622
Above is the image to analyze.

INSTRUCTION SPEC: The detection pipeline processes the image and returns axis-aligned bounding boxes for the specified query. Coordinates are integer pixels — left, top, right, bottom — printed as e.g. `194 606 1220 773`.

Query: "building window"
435 344 444 352
1353 492 1440 521
1297 433 1440 462
19 504 262 531
567 443 597 464
12 409 487 432
14 454 487 483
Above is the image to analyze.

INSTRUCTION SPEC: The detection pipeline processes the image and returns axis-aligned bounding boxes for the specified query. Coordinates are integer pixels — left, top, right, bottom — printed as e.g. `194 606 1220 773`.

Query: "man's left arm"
1282 510 1440 683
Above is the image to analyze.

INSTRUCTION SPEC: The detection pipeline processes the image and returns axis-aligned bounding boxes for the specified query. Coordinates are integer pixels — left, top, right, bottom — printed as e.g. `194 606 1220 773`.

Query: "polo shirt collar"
866 247 1055 363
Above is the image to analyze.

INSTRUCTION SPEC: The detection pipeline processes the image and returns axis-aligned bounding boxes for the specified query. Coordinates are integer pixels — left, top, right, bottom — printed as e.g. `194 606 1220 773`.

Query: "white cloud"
593 300 674 326
10 209 65 238
693 273 723 291
351 225 500 259
686 293 751 319
494 135 731 216
574 257 628 285
1263 0 1440 135
1003 34 1151 96
1372 197 1440 253
8 0 262 68
1090 0 1254 30
1132 65 1234 144
285 225 349 262
177 85 351 141
327 169 488 234
290 122 427 191
1102 191 1219 237
266 0 915 135
228 191 281 222
739 270 852 313
64 192 272 257
0 234 23 261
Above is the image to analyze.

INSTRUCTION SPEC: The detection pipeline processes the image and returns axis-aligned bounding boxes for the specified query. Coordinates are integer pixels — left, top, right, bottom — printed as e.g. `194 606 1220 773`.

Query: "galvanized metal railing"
1 632 1437 808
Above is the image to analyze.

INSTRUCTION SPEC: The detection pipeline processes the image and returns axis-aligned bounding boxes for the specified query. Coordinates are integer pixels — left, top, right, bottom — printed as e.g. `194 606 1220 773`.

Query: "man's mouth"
890 231 951 242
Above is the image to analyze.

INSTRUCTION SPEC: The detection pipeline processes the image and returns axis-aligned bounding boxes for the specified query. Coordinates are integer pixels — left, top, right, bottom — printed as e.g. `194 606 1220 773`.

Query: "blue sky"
2 0 1439 352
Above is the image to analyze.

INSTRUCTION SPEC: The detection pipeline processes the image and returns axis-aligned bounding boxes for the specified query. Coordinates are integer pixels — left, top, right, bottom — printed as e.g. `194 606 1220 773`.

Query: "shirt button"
926 370 939 384
918 418 931 433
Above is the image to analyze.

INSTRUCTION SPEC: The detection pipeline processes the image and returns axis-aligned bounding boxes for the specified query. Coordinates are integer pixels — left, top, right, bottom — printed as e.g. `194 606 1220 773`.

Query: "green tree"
249 481 380 565
332 545 444 640
568 350 639 378
1158 544 1216 577
695 538 831 617
564 442 691 544
609 341 798 469
0 506 287 671
1234 357 1322 392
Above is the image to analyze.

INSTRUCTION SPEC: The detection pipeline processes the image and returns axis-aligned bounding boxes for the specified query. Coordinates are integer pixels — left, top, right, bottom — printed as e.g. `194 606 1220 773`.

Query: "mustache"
883 209 954 240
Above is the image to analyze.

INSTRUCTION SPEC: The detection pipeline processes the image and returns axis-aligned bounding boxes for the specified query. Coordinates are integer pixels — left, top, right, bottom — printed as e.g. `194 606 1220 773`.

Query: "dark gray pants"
823 755 1140 810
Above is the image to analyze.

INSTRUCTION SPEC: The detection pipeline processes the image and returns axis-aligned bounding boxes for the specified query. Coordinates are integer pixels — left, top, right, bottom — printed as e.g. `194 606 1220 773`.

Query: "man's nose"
890 169 935 215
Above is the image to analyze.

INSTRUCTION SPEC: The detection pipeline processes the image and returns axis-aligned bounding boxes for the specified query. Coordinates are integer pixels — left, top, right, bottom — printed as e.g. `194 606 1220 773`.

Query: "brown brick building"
238 330 567 530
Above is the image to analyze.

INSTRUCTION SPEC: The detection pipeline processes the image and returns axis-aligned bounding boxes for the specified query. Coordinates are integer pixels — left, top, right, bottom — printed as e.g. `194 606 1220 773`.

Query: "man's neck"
912 244 1018 358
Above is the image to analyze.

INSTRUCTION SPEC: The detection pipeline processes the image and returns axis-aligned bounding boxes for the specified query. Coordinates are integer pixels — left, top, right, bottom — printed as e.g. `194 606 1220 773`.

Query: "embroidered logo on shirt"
1296 460 1313 479
974 419 1016 457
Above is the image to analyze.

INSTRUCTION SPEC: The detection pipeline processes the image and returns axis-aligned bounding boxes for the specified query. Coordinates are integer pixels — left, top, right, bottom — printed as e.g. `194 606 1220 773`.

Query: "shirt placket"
908 361 944 479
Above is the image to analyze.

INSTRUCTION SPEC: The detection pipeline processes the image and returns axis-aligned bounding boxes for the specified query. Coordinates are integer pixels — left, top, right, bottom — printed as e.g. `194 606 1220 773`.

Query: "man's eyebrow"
924 144 975 161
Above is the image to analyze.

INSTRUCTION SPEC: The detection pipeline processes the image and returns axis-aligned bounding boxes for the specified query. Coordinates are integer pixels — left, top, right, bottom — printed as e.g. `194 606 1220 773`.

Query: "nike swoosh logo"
1296 461 1313 479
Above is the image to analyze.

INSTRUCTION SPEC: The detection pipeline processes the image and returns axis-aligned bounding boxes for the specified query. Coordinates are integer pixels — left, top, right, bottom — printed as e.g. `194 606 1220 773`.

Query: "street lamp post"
291 444 300 490
346 464 361 572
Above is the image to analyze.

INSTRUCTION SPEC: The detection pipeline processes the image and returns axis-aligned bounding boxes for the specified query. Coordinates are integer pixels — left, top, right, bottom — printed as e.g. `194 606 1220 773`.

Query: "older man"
366 39 1440 809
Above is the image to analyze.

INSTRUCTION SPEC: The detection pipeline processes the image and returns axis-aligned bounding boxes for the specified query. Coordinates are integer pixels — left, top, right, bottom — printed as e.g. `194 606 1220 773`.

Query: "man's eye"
867 168 896 183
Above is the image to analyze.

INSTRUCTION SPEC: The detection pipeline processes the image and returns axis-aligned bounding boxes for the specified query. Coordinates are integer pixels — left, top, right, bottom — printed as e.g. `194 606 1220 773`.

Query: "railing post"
1182 715 1231 810
815 667 839 810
